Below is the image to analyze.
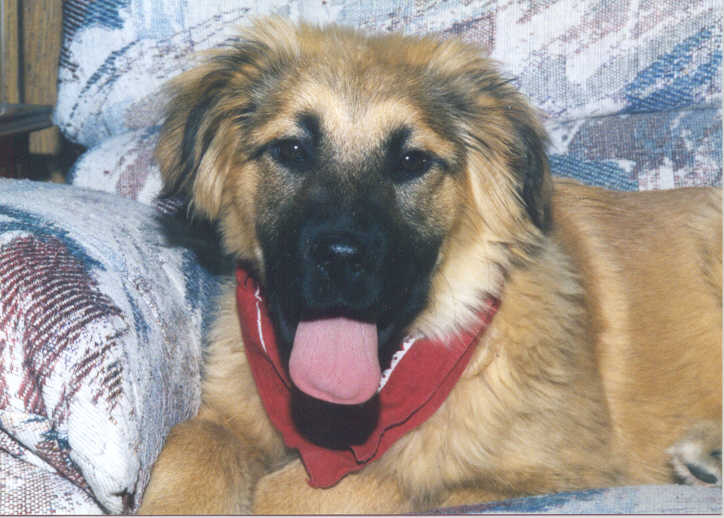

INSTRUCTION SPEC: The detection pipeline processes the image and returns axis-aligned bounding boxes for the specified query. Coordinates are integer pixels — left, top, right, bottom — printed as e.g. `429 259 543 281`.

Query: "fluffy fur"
140 19 722 514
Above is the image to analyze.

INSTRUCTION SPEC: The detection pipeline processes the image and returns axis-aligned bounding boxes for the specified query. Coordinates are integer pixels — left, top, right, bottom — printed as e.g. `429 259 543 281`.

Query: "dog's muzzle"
283 207 389 405
262 192 436 407
298 216 387 319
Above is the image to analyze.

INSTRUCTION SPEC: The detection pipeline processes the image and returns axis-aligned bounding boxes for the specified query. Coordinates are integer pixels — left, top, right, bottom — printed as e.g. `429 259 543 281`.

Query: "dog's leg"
253 462 524 513
139 293 288 514
253 459 413 514
138 406 276 514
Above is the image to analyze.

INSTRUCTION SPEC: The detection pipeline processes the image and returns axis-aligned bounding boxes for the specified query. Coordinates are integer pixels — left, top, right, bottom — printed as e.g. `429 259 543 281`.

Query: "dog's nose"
310 233 367 279
298 211 387 315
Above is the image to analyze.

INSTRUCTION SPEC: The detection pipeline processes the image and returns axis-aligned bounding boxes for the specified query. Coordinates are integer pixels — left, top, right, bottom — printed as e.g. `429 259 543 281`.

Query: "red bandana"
235 267 500 488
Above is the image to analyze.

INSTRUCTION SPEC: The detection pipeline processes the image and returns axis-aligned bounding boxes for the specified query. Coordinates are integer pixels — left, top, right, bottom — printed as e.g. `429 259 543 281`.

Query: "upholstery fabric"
58 0 721 197
432 484 723 514
0 180 221 513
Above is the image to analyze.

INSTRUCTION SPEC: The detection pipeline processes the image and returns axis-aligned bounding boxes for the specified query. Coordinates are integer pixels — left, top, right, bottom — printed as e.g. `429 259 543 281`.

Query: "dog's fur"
139 19 722 514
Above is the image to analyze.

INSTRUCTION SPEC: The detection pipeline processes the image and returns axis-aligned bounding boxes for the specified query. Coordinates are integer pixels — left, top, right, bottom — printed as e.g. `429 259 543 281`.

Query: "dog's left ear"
430 40 552 238
461 72 553 237
509 110 553 233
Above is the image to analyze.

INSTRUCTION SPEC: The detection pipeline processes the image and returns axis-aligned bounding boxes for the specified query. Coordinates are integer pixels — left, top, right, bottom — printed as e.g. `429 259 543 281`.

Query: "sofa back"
55 0 721 198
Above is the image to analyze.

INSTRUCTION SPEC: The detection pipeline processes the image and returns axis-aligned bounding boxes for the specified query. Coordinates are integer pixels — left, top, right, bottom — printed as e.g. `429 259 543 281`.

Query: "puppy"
139 18 722 514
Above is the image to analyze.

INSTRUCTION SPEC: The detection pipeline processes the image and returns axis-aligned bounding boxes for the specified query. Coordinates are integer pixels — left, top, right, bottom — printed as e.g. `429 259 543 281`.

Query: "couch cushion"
433 485 722 514
68 126 163 205
55 0 721 146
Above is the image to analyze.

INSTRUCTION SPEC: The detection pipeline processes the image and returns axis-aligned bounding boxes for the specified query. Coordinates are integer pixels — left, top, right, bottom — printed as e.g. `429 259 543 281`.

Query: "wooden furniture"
1 1 62 179
0 104 54 178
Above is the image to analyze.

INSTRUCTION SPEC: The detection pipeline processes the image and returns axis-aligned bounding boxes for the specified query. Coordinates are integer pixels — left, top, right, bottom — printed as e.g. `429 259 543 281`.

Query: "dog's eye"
395 150 433 182
269 139 310 170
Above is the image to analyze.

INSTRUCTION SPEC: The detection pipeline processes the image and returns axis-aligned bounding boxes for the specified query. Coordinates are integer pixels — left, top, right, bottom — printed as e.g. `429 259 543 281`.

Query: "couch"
0 0 721 514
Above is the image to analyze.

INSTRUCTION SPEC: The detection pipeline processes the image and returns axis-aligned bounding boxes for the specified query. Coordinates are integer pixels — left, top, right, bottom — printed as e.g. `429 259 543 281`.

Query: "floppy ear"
453 73 553 244
425 39 552 237
428 39 552 244
508 107 553 233
155 61 242 220
155 18 299 220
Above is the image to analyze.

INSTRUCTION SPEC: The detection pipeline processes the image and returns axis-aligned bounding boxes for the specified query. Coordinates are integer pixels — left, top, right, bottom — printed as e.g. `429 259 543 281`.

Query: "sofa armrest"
0 179 222 513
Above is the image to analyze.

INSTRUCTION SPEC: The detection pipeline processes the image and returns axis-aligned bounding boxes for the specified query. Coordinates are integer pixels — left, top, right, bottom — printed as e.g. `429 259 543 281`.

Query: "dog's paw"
668 420 722 486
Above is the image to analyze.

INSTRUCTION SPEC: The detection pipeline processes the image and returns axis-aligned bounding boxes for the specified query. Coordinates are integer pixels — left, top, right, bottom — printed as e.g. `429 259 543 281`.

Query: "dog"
139 18 722 514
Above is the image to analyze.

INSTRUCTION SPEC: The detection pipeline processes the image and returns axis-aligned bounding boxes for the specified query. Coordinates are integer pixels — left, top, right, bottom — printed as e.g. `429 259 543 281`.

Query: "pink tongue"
290 317 380 405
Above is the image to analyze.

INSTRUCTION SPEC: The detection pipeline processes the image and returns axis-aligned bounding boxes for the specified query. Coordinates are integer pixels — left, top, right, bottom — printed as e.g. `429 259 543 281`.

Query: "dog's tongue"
290 317 380 405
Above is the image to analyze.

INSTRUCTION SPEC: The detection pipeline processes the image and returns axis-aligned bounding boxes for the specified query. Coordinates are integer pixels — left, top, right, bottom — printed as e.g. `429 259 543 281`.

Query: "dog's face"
158 19 550 413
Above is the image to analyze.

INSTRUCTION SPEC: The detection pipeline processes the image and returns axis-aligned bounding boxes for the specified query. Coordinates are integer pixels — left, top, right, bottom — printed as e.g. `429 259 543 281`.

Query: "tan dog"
139 19 722 514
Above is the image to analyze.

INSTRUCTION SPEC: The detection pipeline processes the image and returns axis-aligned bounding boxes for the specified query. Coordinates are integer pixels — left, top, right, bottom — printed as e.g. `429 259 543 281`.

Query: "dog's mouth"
289 317 381 405
257 196 441 450
262 220 434 409
270 308 394 449
274 290 415 410
259 254 438 448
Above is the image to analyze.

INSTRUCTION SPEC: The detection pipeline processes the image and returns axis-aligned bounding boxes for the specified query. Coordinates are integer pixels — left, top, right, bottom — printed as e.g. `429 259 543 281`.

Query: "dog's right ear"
155 62 237 220
156 17 300 220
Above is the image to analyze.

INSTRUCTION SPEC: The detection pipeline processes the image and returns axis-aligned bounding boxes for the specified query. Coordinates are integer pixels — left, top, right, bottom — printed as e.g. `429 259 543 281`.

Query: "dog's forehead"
257 77 456 160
